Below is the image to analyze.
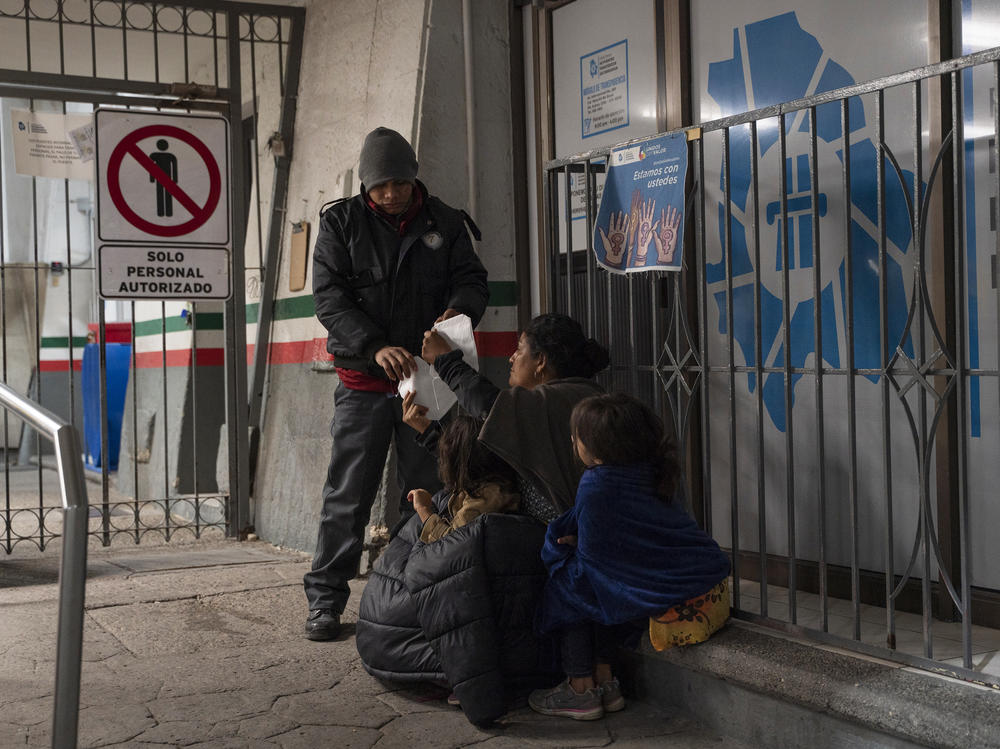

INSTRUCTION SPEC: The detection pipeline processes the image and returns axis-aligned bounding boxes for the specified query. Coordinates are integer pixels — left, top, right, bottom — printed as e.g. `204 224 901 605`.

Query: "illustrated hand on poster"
597 210 629 267
634 198 659 265
653 205 681 264
626 188 642 258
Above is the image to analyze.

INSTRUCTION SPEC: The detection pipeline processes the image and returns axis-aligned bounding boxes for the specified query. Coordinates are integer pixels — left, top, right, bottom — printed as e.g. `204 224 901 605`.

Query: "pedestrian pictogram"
95 109 232 300
150 139 178 216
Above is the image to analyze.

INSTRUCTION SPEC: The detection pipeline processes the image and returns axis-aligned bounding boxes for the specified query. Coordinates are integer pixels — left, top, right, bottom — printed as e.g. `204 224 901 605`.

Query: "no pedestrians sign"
95 109 232 300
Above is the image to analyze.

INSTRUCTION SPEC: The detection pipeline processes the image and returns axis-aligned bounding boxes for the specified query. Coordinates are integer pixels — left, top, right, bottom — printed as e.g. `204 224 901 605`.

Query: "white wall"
253 0 522 552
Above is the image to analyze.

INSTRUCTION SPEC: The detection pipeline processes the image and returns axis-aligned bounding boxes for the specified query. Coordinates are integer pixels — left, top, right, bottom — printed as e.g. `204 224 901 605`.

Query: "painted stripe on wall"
43 281 520 368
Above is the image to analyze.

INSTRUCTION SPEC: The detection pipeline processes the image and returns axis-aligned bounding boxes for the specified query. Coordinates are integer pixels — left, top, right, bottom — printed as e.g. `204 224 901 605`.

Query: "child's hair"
437 414 516 494
570 392 680 500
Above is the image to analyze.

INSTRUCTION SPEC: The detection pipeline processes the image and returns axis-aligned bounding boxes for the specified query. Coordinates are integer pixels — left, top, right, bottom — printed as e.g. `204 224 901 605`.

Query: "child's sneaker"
528 679 604 720
446 692 460 707
599 678 625 712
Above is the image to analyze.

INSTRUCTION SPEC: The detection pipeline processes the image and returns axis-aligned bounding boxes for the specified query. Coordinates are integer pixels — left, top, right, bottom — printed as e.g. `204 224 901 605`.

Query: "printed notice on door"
11 109 94 181
580 40 629 140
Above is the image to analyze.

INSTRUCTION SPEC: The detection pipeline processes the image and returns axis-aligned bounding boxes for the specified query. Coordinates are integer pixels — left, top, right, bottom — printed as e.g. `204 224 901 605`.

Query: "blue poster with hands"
593 132 688 273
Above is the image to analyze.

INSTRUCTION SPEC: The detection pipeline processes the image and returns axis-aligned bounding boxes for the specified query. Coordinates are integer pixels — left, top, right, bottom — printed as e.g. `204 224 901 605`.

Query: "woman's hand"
421 330 453 364
407 488 434 522
556 535 577 547
402 391 431 434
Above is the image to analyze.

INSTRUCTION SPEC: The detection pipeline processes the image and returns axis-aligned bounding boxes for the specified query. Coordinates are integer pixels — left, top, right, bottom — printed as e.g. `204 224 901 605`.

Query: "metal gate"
0 0 305 552
545 47 1000 686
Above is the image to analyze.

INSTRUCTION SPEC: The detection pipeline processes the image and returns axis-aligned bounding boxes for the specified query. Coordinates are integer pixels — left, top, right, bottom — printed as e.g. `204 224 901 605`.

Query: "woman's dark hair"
437 415 517 494
570 392 680 501
523 313 610 379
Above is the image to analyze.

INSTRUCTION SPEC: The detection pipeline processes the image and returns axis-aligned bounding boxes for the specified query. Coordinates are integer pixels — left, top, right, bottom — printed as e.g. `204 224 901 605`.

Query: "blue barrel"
82 342 131 471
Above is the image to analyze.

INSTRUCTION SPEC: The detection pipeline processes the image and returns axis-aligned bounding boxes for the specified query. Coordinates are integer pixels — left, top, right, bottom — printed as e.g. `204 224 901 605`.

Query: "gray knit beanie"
358 127 418 189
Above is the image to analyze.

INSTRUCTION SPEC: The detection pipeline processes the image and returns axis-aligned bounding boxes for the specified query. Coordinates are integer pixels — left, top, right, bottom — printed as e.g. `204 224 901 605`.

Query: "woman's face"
508 333 541 388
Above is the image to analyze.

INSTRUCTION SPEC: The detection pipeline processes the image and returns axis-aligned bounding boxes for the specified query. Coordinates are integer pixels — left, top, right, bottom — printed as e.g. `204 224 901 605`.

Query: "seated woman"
356 314 610 726
413 312 611 522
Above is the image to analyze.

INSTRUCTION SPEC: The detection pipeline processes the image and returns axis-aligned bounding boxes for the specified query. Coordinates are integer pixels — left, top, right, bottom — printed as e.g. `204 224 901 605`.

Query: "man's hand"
375 346 416 381
421 330 453 364
435 308 461 323
402 391 431 434
407 488 434 522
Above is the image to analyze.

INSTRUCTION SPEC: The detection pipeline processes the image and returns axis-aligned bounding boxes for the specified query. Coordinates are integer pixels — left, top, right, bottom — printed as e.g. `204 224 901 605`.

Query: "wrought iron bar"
875 89 896 649
749 119 767 618
841 97 860 640
951 68 972 669
722 127 739 610
809 105 829 632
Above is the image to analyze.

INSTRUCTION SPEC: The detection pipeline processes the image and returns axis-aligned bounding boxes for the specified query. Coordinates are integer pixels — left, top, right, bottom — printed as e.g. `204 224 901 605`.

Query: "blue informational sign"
580 40 629 139
592 132 688 273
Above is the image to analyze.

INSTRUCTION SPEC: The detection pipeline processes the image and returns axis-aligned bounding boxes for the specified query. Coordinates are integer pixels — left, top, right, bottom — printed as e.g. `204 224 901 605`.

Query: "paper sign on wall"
11 109 95 181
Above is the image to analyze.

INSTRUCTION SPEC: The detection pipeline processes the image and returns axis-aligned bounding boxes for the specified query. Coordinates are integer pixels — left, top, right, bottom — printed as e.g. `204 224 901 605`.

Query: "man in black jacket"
304 127 489 640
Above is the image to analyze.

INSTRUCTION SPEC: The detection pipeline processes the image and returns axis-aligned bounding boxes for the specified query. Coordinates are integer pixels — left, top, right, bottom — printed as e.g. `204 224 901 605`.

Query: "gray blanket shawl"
479 378 604 513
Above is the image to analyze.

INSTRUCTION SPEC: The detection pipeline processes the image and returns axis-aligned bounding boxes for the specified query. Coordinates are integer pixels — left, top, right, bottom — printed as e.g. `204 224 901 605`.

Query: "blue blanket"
537 463 731 633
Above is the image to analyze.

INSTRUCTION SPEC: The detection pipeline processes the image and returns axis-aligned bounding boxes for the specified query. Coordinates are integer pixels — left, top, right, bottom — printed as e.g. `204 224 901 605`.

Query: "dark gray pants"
303 382 442 613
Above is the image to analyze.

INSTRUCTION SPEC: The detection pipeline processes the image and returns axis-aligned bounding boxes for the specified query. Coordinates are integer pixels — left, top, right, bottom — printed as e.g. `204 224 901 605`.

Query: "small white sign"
580 40 630 139
11 109 95 180
96 109 230 246
98 245 231 300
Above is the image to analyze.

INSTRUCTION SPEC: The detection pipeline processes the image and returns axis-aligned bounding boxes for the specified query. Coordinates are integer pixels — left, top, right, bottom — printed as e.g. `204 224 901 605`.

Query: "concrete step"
622 620 1000 749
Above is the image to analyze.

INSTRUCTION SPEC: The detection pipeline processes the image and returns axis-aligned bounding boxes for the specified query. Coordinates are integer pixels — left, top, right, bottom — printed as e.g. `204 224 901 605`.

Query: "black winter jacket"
312 183 489 376
357 500 560 726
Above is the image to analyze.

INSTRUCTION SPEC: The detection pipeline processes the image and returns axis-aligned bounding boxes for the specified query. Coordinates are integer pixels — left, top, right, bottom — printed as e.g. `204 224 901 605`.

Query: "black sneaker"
305 609 341 641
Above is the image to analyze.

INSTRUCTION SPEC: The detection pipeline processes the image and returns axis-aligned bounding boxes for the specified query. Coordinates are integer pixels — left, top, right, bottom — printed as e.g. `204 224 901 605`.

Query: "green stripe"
134 281 518 333
40 336 89 348
488 281 518 307
274 295 317 320
254 281 517 324
133 312 223 337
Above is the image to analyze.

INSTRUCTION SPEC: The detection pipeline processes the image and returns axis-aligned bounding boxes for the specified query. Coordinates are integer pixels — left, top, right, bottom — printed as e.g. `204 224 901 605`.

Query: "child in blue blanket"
529 393 731 721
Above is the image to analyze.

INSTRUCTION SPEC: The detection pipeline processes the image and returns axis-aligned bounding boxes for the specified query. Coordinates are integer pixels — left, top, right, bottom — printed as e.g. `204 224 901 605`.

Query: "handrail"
0 382 88 749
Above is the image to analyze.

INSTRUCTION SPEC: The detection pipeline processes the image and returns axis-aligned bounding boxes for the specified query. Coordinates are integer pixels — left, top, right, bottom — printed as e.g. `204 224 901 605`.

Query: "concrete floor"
0 538 750 749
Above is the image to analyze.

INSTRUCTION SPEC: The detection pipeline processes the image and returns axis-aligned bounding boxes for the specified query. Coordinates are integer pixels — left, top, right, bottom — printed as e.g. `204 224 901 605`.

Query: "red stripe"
134 348 225 368
265 335 517 365
39 360 82 372
265 340 320 365
474 331 518 358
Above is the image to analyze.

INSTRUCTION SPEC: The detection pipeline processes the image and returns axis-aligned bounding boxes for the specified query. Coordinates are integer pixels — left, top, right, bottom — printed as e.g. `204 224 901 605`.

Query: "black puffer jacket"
357 499 560 725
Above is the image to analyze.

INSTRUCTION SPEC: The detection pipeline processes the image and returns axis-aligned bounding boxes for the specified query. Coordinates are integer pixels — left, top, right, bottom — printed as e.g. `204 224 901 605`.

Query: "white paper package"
397 313 479 420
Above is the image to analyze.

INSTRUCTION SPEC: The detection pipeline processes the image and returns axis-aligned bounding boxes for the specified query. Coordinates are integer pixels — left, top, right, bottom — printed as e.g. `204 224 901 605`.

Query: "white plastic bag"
397 314 479 420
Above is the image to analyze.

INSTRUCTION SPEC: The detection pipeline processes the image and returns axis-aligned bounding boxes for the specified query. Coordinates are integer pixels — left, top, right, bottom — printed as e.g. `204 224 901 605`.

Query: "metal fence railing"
0 382 88 749
544 46 1000 687
0 0 305 552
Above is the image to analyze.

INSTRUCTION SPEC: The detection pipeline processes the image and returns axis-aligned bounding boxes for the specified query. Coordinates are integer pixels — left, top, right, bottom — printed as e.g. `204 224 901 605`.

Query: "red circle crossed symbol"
107 124 221 237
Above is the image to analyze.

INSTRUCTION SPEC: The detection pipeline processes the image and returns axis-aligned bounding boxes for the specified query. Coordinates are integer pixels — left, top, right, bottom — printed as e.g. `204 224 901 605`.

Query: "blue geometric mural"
705 11 917 432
